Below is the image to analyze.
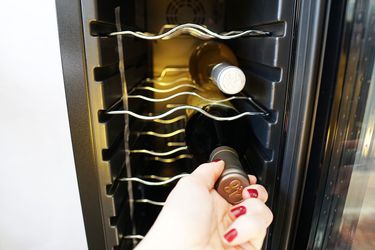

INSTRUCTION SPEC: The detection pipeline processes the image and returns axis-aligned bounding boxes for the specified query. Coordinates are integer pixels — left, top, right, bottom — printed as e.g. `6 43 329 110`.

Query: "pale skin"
135 160 273 250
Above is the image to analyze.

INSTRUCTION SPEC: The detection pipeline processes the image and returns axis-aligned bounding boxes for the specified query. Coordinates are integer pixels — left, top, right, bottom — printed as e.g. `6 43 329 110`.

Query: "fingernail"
247 188 258 198
224 228 238 243
211 159 222 163
230 206 246 218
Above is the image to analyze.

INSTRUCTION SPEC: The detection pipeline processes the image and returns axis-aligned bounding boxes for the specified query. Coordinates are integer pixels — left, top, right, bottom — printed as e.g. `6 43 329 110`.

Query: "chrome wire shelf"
120 173 188 186
122 235 145 240
131 84 203 94
112 69 269 121
131 129 185 138
109 23 271 40
129 146 188 156
129 91 256 103
107 104 266 121
134 199 165 206
151 115 187 124
147 154 193 163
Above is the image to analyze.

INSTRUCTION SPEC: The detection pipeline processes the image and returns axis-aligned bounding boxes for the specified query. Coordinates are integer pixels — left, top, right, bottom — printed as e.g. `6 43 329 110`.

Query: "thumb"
190 160 225 190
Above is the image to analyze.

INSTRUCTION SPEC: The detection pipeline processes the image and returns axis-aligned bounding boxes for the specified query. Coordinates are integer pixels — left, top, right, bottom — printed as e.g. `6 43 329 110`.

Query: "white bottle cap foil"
211 63 246 95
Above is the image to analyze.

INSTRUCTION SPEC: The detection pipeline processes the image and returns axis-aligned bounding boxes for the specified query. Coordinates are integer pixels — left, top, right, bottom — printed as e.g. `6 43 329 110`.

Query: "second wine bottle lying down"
184 78 250 204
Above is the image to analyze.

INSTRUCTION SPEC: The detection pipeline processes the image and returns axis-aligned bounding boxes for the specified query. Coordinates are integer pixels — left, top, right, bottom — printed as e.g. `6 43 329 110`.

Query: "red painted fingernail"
224 228 238 243
247 188 258 198
211 158 222 162
230 206 246 218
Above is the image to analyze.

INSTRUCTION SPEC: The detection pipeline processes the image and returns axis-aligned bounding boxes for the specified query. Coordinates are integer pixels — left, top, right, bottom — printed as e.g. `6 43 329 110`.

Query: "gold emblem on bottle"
224 179 244 199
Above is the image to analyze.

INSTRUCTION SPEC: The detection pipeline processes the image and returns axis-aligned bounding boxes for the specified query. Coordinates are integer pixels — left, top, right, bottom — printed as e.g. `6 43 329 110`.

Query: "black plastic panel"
111 180 129 213
103 115 124 151
98 38 119 65
90 21 117 36
112 195 132 237
94 63 120 81
233 39 282 67
101 74 123 109
123 39 149 65
225 1 282 26
108 147 125 181
224 1 294 221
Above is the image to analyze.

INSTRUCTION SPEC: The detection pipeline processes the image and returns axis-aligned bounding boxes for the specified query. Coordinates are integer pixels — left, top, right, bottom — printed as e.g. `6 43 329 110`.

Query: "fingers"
222 198 273 248
190 160 224 189
228 185 268 220
223 216 267 248
189 162 256 191
242 184 268 203
238 242 261 250
248 175 257 185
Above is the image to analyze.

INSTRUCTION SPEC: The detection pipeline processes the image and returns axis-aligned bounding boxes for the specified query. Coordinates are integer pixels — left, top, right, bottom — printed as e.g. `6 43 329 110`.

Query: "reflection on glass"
332 63 375 249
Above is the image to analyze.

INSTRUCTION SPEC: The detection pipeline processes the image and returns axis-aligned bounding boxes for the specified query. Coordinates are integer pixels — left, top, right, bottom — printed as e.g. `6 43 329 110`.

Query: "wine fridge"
55 0 375 249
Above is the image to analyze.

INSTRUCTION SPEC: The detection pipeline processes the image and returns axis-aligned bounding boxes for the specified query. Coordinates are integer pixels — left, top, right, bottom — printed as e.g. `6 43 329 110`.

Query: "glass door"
294 0 375 249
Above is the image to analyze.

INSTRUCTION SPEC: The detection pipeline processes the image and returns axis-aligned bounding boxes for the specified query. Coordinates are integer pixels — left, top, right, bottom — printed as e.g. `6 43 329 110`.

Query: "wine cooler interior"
60 0 296 249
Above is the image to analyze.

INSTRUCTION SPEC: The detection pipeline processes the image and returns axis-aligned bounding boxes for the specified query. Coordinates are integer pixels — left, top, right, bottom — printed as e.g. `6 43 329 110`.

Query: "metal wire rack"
109 23 271 40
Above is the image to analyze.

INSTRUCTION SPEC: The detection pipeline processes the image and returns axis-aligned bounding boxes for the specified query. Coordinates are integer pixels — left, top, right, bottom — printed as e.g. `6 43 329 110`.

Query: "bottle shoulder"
190 41 238 66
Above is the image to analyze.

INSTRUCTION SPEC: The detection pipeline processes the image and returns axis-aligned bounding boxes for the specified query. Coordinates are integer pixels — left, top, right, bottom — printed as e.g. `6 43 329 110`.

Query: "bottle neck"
184 104 247 165
210 62 246 95
209 146 250 205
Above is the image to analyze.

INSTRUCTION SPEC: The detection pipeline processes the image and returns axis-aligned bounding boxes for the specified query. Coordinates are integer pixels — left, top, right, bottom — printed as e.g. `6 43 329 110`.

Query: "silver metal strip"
141 175 178 181
121 173 188 186
107 105 265 121
122 235 145 240
134 199 165 206
156 67 189 79
143 77 193 86
152 115 187 124
166 104 184 109
128 91 253 103
130 146 188 156
148 154 193 163
132 84 203 93
133 129 185 138
109 23 270 40
167 142 186 147
115 7 136 239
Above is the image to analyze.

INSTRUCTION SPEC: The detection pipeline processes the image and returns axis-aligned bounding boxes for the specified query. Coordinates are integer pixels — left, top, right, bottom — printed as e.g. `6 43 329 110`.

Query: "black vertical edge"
271 0 330 249
55 1 106 250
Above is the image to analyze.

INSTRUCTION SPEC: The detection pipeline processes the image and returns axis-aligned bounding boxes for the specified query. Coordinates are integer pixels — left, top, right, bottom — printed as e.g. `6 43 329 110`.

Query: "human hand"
135 160 273 250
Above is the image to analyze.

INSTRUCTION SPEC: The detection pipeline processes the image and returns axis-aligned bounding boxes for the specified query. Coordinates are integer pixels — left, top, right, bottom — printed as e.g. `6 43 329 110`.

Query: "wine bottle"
185 90 250 204
189 41 246 95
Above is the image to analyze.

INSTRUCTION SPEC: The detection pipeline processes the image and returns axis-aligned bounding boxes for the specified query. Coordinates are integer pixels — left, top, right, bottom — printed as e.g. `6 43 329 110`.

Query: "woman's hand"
135 160 273 250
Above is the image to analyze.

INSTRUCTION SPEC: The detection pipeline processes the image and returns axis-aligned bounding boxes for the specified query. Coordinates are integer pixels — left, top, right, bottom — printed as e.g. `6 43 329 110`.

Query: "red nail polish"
224 228 238 243
230 206 246 218
211 158 222 162
247 188 258 198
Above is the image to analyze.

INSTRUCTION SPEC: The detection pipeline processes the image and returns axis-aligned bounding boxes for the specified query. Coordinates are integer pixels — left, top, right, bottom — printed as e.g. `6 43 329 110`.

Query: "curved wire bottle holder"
109 23 271 40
